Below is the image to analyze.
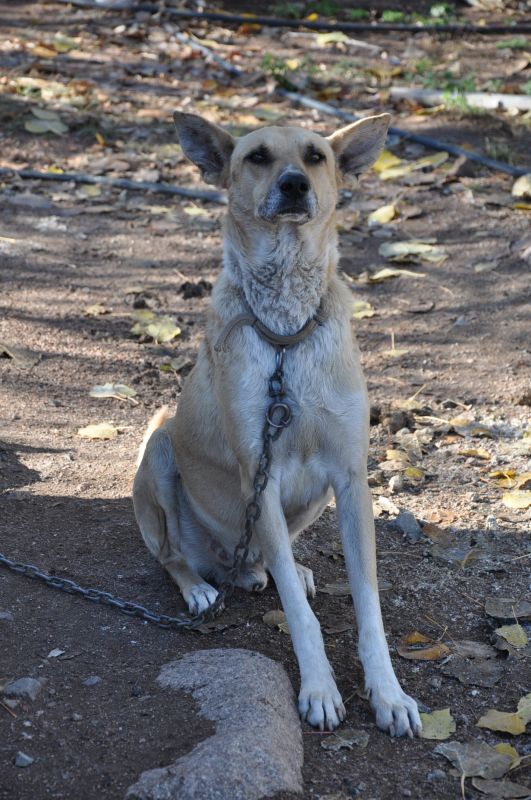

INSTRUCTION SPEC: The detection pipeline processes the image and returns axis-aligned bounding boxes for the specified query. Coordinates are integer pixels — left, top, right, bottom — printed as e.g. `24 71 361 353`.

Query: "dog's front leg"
248 478 345 731
334 475 421 737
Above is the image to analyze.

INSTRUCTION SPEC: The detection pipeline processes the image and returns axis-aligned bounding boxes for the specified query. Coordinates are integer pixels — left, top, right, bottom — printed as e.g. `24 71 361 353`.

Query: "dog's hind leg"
133 428 219 616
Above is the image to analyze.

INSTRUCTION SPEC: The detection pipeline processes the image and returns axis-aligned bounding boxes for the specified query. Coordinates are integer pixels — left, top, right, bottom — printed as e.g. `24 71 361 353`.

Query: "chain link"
0 347 292 632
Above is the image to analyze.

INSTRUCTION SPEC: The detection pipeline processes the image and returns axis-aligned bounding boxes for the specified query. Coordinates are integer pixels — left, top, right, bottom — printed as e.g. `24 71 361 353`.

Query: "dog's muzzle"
258 169 316 223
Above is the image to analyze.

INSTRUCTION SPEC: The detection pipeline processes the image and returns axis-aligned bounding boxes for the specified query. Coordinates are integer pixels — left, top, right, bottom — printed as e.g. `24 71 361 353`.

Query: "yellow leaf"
502 490 531 509
372 149 402 173
80 184 102 197
515 472 531 490
512 173 531 198
82 304 110 317
459 448 491 460
368 204 396 226
183 203 208 217
386 449 409 462
476 709 526 736
517 694 531 725
404 466 425 481
95 132 105 146
419 709 456 740
285 58 300 71
494 624 528 650
514 202 531 211
77 422 118 440
369 267 425 282
306 12 319 21
351 300 375 319
494 743 521 768
398 631 450 660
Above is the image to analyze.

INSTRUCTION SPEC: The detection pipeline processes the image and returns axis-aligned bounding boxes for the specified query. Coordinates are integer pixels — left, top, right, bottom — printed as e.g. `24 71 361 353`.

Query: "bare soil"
1 3 530 799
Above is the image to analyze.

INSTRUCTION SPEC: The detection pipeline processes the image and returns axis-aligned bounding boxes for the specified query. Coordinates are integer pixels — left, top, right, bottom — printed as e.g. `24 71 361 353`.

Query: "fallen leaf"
369 267 426 282
485 597 531 621
494 625 528 650
459 448 492 460
319 582 351 597
89 383 138 403
379 152 449 180
24 118 68 135
398 632 450 661
0 341 40 369
472 777 531 798
352 300 375 319
476 710 526 736
372 149 402 173
517 694 531 725
404 466 425 481
441 658 505 687
77 422 118 440
502 490 531 509
511 174 531 199
452 640 498 660
82 304 110 317
321 728 369 751
474 260 500 273
494 743 521 769
434 740 512 780
130 310 181 344
368 204 396 226
262 609 289 633
422 522 453 547
182 203 209 217
379 240 448 264
323 617 355 635
419 708 456 740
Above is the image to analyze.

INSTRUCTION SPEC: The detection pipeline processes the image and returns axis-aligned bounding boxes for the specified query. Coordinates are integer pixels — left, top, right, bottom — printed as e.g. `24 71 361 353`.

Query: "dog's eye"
246 149 271 165
306 150 325 165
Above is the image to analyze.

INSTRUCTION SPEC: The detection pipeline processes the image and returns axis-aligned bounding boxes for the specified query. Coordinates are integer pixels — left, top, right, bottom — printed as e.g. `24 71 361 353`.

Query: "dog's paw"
295 562 316 598
299 677 346 731
235 563 268 593
183 582 220 616
368 682 421 738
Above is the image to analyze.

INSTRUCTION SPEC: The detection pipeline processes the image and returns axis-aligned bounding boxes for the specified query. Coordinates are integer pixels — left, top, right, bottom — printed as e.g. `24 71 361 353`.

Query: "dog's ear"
173 111 235 187
327 113 391 178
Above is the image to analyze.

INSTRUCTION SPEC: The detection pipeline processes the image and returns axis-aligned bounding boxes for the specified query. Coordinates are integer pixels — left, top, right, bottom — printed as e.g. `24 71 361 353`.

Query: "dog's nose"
278 171 309 198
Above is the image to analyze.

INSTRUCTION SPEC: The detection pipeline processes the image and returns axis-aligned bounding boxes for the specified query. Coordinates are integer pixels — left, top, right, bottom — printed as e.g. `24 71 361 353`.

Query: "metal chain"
0 347 292 632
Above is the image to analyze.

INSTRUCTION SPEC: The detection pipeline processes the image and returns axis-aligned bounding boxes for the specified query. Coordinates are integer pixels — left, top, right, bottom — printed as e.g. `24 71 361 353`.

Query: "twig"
0 167 227 204
278 89 530 178
173 32 242 77
0 701 17 719
390 87 531 113
49 1 531 35
457 590 483 608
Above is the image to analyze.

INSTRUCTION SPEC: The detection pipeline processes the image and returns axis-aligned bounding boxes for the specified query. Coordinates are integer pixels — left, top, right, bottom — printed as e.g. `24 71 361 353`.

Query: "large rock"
3 677 44 702
126 649 303 800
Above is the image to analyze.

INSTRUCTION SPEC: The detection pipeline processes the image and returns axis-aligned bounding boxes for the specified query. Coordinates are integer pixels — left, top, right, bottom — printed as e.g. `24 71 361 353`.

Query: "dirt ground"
1 2 530 799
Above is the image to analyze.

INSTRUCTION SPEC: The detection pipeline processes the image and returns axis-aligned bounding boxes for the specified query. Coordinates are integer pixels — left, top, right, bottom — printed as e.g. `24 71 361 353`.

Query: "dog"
133 110 421 736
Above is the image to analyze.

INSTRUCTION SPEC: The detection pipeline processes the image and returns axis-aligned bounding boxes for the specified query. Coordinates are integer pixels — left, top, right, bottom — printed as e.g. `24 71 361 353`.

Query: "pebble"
426 769 446 782
72 713 83 722
14 752 34 768
388 474 404 494
3 678 44 702
0 610 14 623
485 515 498 531
83 676 102 687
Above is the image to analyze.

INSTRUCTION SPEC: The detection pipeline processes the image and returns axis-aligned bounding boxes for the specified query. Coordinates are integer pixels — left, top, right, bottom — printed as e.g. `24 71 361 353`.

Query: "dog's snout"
278 171 309 199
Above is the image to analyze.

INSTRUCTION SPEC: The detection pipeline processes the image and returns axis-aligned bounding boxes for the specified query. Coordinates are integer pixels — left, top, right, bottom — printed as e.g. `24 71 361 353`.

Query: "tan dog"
133 111 421 736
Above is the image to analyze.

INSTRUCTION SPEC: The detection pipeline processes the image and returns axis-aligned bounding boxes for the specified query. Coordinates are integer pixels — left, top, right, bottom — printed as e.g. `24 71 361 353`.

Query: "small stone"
83 676 102 687
429 677 442 690
14 751 34 768
131 686 142 697
0 610 14 623
426 769 446 782
485 515 498 531
389 474 404 494
3 678 43 702
393 509 424 543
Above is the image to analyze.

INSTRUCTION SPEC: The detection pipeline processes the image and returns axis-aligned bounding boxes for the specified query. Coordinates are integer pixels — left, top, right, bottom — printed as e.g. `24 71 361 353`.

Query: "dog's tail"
136 406 170 467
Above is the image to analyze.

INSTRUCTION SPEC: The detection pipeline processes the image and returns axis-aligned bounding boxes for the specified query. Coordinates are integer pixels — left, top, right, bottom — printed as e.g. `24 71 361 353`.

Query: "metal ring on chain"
266 401 292 429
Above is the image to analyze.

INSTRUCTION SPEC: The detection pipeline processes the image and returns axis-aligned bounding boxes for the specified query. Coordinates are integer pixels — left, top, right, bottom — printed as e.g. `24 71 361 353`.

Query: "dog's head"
173 111 390 227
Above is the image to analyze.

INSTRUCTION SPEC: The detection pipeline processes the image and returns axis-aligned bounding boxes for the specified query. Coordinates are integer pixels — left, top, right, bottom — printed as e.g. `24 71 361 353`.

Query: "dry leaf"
419 708 456 740
379 152 449 180
485 597 531 621
77 422 118 440
89 383 138 403
82 304 110 317
368 204 396 226
321 728 369 751
262 609 289 633
404 466 425 481
452 640 498 660
369 267 426 282
511 174 531 199
476 710 526 736
130 310 181 344
319 582 351 597
397 631 450 661
379 240 447 264
25 117 68 135
352 300 375 319
459 448 492 460
502 490 531 509
372 149 402 173
472 777 531 798
434 740 512 780
494 625 528 650
441 658 504 687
